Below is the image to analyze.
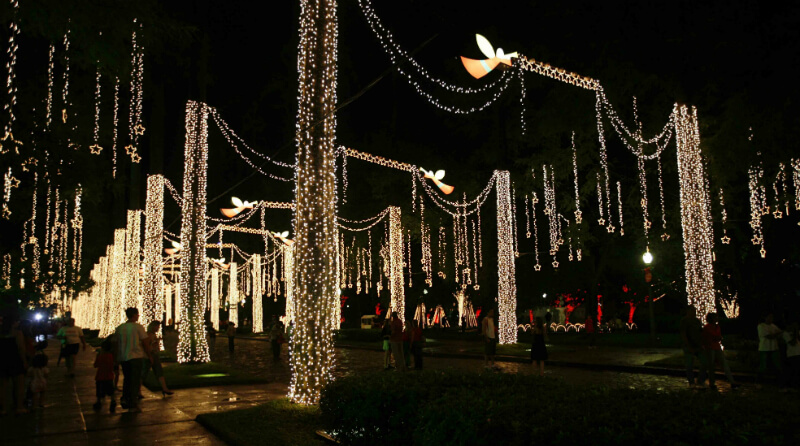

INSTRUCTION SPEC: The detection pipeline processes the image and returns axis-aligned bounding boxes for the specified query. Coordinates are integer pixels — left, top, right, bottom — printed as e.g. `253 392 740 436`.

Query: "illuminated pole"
289 0 339 404
283 245 295 325
210 267 220 330
388 206 405 320
178 100 210 363
252 254 263 333
495 170 517 344
228 262 238 325
674 105 715 317
143 174 165 326
125 210 142 312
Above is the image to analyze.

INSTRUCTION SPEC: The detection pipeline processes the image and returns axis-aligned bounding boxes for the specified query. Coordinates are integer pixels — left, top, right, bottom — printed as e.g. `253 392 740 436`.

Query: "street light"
642 248 653 265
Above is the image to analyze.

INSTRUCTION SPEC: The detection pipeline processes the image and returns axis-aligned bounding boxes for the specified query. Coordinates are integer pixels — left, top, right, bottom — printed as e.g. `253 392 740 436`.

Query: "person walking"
411 319 424 370
756 312 783 387
531 317 548 376
143 321 173 397
482 308 498 370
389 312 406 371
1 309 28 414
205 319 217 359
226 321 236 354
702 313 738 389
680 306 710 388
115 308 149 413
93 340 117 413
269 318 284 361
56 318 86 377
381 319 393 370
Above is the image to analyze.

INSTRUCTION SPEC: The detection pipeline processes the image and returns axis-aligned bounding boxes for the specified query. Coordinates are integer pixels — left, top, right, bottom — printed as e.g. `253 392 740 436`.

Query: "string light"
437 225 447 279
252 254 263 332
61 23 71 124
2 167 19 219
128 19 145 162
773 163 787 218
228 262 238 325
571 132 582 224
543 165 559 260
616 181 624 236
3 0 20 139
46 44 54 128
674 104 715 316
720 292 739 319
657 155 669 241
420 197 432 286
595 91 612 226
112 77 120 177
30 173 40 280
143 175 165 326
748 165 766 257
90 62 103 154
792 159 800 211
357 0 515 114
288 0 339 405
71 185 83 286
495 171 517 344
178 100 210 363
532 192 541 271
719 188 730 245
517 55 600 91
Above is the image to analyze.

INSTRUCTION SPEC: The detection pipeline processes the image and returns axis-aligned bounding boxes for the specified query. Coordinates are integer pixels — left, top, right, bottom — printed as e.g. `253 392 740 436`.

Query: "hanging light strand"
3 0 21 138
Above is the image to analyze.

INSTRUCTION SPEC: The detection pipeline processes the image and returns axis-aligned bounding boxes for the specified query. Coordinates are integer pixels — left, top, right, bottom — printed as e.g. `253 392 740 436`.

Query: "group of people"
381 312 424 371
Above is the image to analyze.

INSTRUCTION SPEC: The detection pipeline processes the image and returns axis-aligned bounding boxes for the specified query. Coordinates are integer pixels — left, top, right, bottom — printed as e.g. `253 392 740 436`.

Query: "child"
27 354 49 408
93 340 117 413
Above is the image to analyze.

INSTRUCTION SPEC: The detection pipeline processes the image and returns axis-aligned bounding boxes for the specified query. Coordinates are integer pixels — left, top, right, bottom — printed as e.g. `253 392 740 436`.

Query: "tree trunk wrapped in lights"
289 0 339 405
495 170 517 344
388 206 405 320
125 210 142 311
674 105 715 317
142 174 165 327
178 100 210 363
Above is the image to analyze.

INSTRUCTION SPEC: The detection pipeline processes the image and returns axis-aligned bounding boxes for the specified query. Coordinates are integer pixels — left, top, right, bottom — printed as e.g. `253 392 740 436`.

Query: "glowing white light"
642 250 653 265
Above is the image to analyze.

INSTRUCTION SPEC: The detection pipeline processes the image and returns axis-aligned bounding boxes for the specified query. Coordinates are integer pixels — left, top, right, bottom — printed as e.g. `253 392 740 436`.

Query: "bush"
320 371 800 446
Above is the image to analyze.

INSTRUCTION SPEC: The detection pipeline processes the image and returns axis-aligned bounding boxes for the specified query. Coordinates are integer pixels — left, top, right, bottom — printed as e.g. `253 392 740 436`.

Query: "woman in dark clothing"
531 317 548 377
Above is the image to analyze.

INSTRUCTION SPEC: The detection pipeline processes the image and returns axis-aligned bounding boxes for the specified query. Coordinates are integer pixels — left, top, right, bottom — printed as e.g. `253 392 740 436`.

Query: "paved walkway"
1 339 287 446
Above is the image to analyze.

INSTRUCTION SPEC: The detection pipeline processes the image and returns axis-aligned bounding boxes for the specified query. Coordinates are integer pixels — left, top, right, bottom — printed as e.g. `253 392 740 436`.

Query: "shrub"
320 370 800 446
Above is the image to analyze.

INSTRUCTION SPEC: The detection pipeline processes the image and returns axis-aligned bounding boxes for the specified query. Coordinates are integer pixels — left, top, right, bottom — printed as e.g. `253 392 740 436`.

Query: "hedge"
320 371 800 446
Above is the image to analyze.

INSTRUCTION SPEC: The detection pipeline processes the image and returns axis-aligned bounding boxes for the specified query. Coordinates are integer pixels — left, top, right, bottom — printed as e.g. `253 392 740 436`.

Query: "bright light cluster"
718 188 730 244
748 165 766 257
177 100 210 363
127 19 145 163
388 207 405 319
674 105 715 317
90 64 103 154
251 254 263 333
125 210 142 312
288 0 339 405
495 171 517 344
228 262 239 325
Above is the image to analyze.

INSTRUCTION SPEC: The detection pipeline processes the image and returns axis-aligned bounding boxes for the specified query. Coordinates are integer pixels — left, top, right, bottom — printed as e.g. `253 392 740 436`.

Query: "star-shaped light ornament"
575 210 583 224
751 236 761 245
773 209 783 219
598 218 606 226
552 260 560 269
134 124 146 136
125 145 137 155
661 233 670 241
721 235 731 244
89 144 103 155
130 153 141 163
760 247 766 258
606 224 615 233
473 284 480 290
534 264 541 271
0 131 23 155
645 220 652 229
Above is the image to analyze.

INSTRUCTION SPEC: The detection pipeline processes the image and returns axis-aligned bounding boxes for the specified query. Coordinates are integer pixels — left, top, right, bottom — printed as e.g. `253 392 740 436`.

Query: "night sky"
2 0 799 321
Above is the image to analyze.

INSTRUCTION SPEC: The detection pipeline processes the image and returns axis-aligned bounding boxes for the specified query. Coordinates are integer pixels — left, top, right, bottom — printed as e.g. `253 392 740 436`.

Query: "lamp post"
643 247 657 343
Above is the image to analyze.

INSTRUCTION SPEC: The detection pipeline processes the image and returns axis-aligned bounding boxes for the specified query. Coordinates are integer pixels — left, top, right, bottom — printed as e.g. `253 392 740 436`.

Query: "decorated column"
125 210 142 312
289 0 339 404
388 206 405 320
228 262 238 325
252 254 263 333
283 245 295 325
495 170 517 344
674 105 715 317
210 267 220 330
142 174 165 326
178 100 210 363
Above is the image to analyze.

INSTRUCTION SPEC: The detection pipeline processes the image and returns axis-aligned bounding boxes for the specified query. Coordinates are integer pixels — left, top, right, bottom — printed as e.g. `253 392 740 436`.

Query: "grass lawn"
143 361 271 390
196 398 325 446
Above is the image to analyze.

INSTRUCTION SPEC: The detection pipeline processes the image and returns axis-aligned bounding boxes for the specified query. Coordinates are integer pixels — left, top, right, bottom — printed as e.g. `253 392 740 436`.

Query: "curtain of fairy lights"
388 206 405 320
289 0 339 405
177 100 210 363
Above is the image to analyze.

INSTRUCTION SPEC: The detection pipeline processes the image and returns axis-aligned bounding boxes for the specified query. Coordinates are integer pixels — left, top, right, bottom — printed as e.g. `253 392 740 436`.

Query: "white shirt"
784 332 800 358
115 322 148 361
58 326 84 345
757 323 781 351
